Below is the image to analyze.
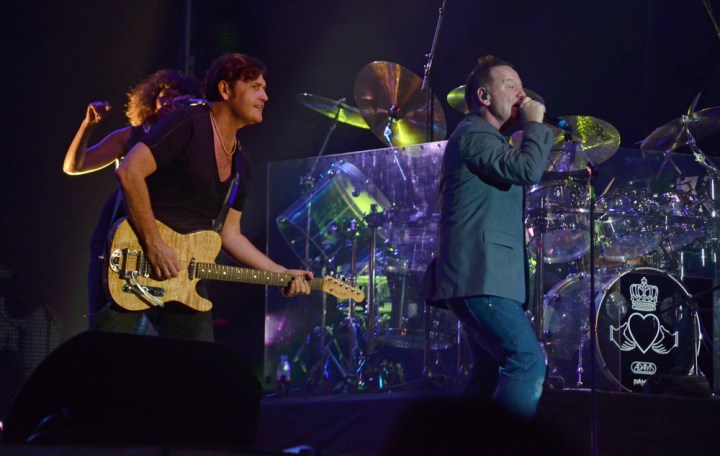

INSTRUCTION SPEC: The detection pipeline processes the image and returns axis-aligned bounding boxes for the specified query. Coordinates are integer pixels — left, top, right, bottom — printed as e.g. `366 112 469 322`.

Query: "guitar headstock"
321 275 365 302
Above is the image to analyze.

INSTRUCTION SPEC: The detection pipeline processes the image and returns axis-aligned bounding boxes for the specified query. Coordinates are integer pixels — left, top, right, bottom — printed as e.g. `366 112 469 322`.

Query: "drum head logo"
610 276 679 357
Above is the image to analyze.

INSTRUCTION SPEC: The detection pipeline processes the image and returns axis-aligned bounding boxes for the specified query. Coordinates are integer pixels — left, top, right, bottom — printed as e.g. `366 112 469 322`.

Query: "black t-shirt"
141 105 251 234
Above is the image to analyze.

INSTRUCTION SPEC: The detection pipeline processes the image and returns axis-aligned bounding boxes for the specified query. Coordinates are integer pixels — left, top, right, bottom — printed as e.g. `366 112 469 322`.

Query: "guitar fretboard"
195 263 323 290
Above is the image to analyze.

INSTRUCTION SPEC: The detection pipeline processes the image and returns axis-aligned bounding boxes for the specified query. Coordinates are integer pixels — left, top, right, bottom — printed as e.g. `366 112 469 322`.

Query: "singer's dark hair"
124 69 201 127
202 53 267 102
465 55 514 114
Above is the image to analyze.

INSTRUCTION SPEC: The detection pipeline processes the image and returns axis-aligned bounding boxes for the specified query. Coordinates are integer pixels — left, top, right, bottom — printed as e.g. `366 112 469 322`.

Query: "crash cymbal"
354 61 446 147
296 93 369 129
640 106 720 153
447 85 468 113
546 116 621 173
446 85 545 114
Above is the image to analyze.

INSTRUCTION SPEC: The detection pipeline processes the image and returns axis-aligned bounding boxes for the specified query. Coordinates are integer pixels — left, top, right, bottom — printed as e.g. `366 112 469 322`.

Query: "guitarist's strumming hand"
146 238 181 280
280 269 314 297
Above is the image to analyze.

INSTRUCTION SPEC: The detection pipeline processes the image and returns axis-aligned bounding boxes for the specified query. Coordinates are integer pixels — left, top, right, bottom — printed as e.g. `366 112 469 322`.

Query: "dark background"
1 0 719 380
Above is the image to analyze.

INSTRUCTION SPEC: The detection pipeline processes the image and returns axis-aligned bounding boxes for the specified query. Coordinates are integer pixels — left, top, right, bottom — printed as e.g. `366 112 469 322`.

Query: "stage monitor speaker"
2 331 262 448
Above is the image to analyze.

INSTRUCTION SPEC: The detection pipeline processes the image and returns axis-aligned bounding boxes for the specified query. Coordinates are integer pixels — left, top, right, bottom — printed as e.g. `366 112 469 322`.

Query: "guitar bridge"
122 284 165 297
110 248 152 279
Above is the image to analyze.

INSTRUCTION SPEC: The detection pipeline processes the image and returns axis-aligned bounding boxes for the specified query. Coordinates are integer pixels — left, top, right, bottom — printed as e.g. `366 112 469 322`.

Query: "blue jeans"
446 296 546 418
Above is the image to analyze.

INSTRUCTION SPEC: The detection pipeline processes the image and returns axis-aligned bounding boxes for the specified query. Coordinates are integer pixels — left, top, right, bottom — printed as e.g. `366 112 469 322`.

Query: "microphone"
545 113 573 131
172 98 207 108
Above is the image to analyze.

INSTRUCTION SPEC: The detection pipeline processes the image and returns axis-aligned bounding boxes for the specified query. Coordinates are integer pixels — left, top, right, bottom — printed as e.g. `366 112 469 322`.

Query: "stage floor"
1 383 718 455
256 386 720 455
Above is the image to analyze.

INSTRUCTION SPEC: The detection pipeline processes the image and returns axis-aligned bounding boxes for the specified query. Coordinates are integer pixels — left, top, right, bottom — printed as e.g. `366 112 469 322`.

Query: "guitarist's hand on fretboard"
280 269 315 297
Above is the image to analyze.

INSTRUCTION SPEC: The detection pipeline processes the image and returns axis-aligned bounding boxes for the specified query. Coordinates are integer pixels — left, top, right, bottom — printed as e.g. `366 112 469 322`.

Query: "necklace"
209 111 237 156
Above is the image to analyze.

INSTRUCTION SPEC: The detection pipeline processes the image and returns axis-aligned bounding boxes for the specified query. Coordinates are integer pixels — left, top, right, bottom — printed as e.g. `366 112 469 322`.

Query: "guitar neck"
195 263 323 290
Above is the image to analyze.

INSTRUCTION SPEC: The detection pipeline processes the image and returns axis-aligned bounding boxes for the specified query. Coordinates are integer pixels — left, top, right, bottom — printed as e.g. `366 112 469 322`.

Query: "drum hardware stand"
585 161 600 456
338 206 388 392
421 0 446 143
382 108 408 181
672 100 720 393
338 219 366 389
574 323 590 388
291 324 349 392
421 304 453 387
307 97 347 180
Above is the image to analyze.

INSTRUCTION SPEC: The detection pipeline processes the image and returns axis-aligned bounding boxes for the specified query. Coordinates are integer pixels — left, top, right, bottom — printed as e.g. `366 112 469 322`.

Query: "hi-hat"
546 116 621 173
296 93 369 129
640 106 720 153
446 85 545 114
354 61 446 147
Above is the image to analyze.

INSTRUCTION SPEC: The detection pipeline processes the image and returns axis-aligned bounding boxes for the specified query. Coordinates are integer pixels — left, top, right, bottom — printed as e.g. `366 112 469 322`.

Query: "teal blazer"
423 113 554 304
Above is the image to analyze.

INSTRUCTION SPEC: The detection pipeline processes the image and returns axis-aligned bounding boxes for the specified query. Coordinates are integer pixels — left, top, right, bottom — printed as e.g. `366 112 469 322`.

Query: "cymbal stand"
383 107 408 181
421 0 446 143
585 162 600 456
529 203 547 341
293 101 349 392
683 118 720 393
364 205 385 361
687 125 720 178
341 220 364 383
308 97 347 179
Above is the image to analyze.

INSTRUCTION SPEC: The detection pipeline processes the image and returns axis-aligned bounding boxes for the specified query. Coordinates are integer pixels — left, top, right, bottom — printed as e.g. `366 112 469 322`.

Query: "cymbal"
295 93 369 129
447 85 468 113
354 61 446 147
640 106 720 153
546 116 621 173
446 85 545 114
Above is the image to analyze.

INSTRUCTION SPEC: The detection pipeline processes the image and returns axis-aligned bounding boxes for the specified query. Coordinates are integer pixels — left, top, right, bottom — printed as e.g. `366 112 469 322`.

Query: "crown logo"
629 277 659 312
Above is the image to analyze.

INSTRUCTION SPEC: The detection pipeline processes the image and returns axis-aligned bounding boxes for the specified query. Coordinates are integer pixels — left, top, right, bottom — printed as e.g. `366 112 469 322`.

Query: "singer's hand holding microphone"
519 97 545 124
520 97 574 131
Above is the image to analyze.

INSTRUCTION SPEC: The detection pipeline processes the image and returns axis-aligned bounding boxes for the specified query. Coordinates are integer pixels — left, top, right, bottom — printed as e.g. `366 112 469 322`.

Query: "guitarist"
100 53 313 341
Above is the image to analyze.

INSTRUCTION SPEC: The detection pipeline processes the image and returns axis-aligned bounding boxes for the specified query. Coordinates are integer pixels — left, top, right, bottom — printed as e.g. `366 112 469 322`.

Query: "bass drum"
595 267 700 392
543 267 700 391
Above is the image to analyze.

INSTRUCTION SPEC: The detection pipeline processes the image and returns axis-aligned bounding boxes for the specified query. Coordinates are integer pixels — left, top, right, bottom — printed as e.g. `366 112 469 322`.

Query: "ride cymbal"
546 116 621 173
296 93 369 129
354 61 446 147
640 106 720 153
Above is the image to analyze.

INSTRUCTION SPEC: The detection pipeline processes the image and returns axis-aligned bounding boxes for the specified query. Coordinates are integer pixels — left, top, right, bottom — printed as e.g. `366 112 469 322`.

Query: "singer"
422 55 554 418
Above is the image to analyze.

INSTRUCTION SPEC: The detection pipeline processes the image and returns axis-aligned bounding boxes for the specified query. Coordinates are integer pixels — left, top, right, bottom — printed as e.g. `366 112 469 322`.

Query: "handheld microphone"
545 113 573 131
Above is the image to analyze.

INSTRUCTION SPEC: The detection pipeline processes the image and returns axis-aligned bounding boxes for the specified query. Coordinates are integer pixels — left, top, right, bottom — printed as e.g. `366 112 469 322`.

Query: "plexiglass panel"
266 141 719 394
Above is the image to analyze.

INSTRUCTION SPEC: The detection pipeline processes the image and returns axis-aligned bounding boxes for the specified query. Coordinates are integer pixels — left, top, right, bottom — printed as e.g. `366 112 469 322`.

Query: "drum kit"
530 97 720 392
277 58 720 394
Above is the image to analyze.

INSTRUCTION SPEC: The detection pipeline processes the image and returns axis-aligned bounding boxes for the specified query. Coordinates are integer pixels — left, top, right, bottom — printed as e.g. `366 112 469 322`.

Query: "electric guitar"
105 218 364 311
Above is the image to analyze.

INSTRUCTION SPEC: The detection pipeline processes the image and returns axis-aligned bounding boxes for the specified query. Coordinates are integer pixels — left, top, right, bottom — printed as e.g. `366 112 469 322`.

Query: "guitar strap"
211 147 241 233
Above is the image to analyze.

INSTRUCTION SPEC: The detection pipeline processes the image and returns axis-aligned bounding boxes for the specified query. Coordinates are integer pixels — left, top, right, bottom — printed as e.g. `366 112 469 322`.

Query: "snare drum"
526 179 590 264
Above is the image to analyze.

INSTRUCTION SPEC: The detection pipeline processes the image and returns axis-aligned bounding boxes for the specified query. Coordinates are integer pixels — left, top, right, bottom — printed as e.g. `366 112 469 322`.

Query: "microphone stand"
421 0 447 143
